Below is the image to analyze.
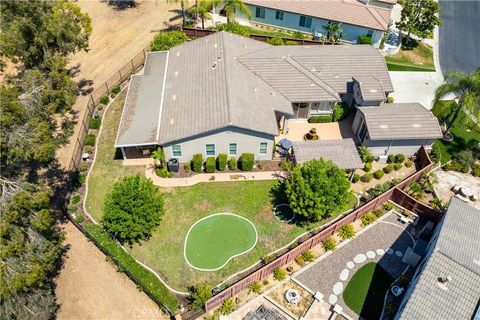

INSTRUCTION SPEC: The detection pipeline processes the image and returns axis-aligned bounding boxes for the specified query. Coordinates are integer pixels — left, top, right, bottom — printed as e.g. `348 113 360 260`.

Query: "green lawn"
343 262 394 319
385 37 435 72
431 100 480 163
185 214 257 270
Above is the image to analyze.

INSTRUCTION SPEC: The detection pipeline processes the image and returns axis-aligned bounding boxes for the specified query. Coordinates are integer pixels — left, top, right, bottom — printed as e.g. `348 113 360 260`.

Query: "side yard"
385 37 435 72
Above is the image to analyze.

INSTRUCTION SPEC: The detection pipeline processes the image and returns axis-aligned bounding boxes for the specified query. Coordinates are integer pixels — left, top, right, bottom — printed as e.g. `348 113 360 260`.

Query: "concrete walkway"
123 158 286 187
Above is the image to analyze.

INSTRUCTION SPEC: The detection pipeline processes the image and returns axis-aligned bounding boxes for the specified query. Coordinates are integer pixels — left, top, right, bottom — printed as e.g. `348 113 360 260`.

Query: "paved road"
439 0 480 73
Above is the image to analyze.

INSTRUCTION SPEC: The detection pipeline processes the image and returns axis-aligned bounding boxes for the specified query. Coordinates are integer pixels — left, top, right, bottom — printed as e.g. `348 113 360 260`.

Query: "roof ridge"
366 6 389 29
286 56 339 100
221 33 233 125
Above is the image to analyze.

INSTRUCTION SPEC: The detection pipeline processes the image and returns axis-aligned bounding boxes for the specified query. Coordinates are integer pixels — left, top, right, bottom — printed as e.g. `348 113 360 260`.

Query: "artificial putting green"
184 213 257 271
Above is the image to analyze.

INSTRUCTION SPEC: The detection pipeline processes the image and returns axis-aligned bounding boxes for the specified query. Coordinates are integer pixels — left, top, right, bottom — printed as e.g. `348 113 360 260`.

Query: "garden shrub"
266 37 285 46
364 162 372 172
394 163 403 171
192 154 203 173
387 154 396 164
386 96 394 103
405 160 413 168
89 118 101 129
84 145 94 153
444 161 469 173
111 85 121 95
191 284 212 309
373 170 384 179
383 164 394 174
217 22 251 37
352 173 360 183
322 237 337 251
338 224 355 240
75 214 85 223
79 161 89 172
85 224 178 311
395 154 406 163
150 31 187 51
372 208 384 218
308 115 332 123
361 173 373 182
361 212 377 226
295 255 305 266
358 146 374 163
358 35 373 45
285 40 298 45
383 202 394 211
85 134 96 146
228 157 237 170
430 143 442 163
273 268 286 281
205 157 216 173
155 167 173 178
240 153 254 171
454 150 475 168
248 281 262 294
332 102 350 122
220 299 235 315
99 95 109 105
217 153 227 171
78 174 86 184
472 163 480 177
301 249 315 262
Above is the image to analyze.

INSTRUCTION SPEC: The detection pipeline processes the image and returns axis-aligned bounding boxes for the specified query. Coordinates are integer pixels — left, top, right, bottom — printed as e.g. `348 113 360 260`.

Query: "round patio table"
461 187 474 198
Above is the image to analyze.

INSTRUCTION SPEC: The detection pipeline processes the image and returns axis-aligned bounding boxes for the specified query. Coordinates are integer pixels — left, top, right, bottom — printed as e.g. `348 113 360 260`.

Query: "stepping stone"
347 261 355 269
333 282 344 295
376 249 385 255
328 294 338 304
366 251 376 259
387 248 394 255
395 250 403 257
353 253 367 263
339 269 349 281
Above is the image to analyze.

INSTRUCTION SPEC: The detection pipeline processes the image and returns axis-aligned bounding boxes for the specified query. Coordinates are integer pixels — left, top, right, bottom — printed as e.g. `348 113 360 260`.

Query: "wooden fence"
205 147 441 312
68 48 148 171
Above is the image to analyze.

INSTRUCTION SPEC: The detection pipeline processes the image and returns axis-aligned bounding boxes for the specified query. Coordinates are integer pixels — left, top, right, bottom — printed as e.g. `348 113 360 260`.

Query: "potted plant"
304 128 319 141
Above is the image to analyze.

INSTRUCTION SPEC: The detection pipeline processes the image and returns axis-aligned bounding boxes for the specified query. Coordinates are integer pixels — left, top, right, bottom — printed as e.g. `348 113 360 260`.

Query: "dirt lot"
55 221 167 320
56 0 180 169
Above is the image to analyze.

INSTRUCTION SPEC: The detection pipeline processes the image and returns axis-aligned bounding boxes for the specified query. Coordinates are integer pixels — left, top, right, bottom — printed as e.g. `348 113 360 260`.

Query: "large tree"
285 158 353 222
434 69 480 133
223 0 251 23
397 0 441 44
102 175 165 245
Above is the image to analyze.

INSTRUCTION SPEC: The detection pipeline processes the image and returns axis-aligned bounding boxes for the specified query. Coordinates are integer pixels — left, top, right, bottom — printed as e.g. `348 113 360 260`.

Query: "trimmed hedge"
205 157 216 173
332 102 350 122
89 118 101 129
217 153 227 171
308 115 332 123
192 154 203 173
240 153 254 171
358 35 374 45
373 169 384 179
100 96 109 105
383 164 394 174
85 224 178 312
364 162 372 172
85 134 96 146
228 157 237 170
394 163 403 171
361 173 373 182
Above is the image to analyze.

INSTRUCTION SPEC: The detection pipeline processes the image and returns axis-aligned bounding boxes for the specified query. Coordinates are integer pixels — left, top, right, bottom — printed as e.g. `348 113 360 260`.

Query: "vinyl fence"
205 147 441 312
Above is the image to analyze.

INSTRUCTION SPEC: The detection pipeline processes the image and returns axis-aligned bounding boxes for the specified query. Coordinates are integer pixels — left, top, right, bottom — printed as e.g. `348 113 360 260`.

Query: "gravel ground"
433 169 480 209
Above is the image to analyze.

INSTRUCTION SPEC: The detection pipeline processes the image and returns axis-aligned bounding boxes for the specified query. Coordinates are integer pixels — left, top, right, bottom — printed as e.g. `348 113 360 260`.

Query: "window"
259 142 268 155
367 29 374 37
299 15 312 28
255 7 265 19
229 143 237 156
358 121 368 142
205 144 215 156
275 10 284 20
309 102 332 114
172 145 182 157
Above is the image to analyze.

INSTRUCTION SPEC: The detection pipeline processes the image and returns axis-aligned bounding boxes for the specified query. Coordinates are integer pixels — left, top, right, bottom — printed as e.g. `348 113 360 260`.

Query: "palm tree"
222 0 251 23
434 69 480 133
322 22 344 44
196 0 218 29
151 148 165 168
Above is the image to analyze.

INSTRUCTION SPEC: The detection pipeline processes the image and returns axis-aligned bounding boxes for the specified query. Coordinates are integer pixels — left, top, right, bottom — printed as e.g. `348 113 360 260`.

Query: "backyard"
86 88 357 292
385 38 435 72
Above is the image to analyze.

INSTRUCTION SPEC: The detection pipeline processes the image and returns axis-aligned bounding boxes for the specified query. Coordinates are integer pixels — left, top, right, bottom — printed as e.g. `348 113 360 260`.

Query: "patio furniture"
277 138 293 156
399 215 412 224
461 186 474 198
452 185 462 193
82 153 90 161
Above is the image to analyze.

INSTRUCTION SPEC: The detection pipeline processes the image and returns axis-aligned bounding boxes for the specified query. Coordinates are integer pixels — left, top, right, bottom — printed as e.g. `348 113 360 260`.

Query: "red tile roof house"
232 0 395 48
115 32 441 164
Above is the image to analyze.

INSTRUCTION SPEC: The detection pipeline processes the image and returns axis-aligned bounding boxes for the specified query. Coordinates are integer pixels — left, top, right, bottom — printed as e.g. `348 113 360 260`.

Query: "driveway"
439 0 480 73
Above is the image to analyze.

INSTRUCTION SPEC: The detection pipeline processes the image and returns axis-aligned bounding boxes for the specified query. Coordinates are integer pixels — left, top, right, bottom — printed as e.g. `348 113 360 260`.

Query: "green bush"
85 224 178 311
373 170 384 179
85 134 96 146
444 161 469 173
364 162 372 172
75 214 85 223
358 35 374 45
273 268 286 281
89 118 101 129
405 160 414 168
266 36 285 46
387 154 396 163
99 95 109 105
285 40 298 45
217 22 251 37
322 237 337 251
372 208 384 218
205 157 216 173
338 224 355 240
472 163 480 177
220 299 235 315
228 157 237 170
386 96 394 103
295 255 305 266
248 281 262 294
301 249 315 262
352 173 360 183
332 102 350 122
78 174 86 184
454 150 475 168
359 146 374 163
150 31 187 51
240 153 254 171
395 154 406 163
191 284 212 310
361 173 373 182
430 143 442 163
383 164 394 174
217 153 227 171
155 167 173 178
383 202 394 211
111 85 121 95
308 115 332 123
361 212 377 226
394 163 403 171
192 154 203 173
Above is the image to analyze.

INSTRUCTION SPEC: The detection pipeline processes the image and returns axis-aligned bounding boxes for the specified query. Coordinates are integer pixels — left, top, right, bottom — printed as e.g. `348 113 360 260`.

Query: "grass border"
386 62 436 72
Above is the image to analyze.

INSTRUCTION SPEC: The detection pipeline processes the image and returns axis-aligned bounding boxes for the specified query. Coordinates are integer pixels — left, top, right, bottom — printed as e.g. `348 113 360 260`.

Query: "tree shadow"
102 0 137 11
358 263 395 319
401 36 419 51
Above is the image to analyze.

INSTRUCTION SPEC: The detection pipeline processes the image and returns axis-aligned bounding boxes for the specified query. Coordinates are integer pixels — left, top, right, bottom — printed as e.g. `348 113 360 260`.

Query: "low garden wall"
205 147 442 312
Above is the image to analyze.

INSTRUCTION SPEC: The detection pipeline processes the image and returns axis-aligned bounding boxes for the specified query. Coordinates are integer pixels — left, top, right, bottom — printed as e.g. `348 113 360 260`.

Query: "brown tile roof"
353 75 386 101
244 0 392 31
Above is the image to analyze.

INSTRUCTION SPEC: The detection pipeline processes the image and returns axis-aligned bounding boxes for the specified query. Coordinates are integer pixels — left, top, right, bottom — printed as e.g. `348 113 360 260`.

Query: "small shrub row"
191 153 256 173
308 115 332 123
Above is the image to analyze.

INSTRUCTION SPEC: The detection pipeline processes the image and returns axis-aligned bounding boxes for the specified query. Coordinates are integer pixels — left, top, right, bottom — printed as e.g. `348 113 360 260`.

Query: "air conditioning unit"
378 155 388 163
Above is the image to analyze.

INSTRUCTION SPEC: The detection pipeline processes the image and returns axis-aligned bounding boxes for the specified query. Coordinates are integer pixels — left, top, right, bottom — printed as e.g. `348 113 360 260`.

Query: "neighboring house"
352 103 442 157
235 0 394 48
395 197 480 320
